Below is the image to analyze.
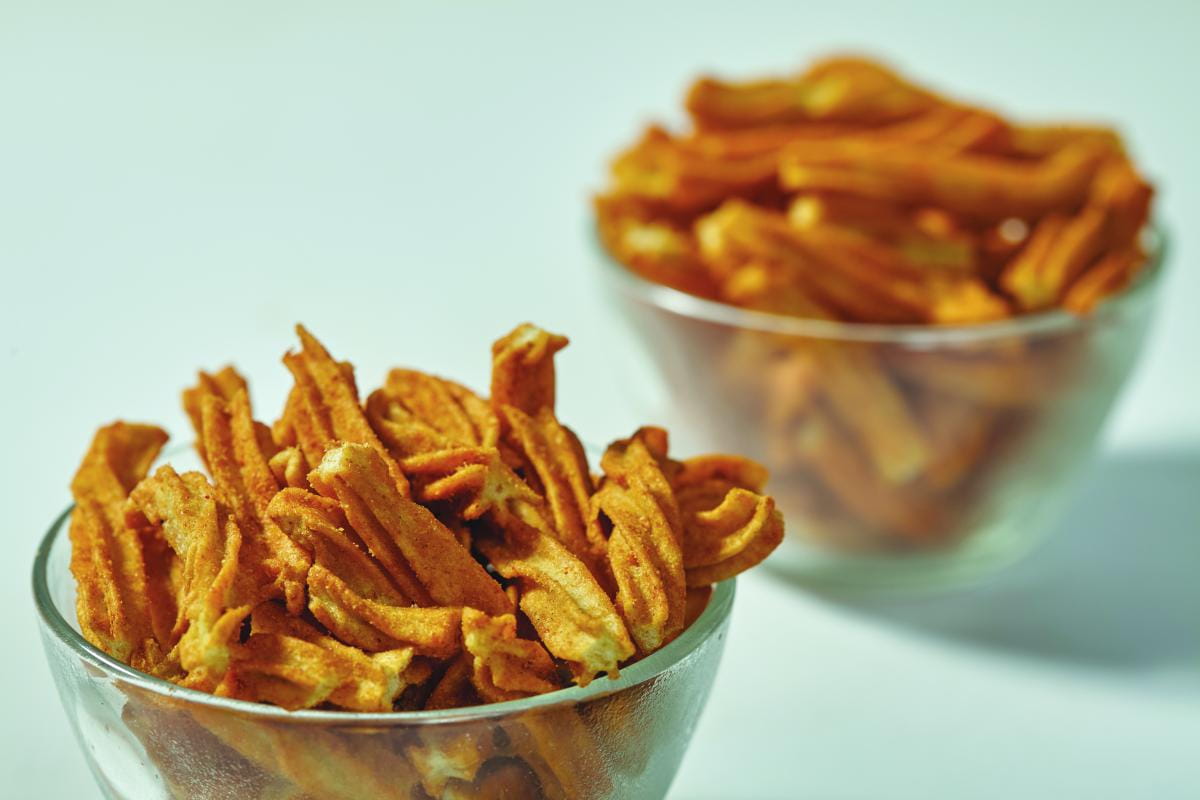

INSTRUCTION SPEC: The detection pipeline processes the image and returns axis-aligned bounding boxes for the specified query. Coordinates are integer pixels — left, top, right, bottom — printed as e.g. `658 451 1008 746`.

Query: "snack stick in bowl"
490 322 568 417
217 602 415 712
267 488 464 657
127 466 253 690
186 376 311 614
500 404 613 588
686 56 936 128
475 517 636 685
461 608 561 703
283 325 411 498
594 430 687 655
68 422 173 672
309 442 513 616
405 727 502 798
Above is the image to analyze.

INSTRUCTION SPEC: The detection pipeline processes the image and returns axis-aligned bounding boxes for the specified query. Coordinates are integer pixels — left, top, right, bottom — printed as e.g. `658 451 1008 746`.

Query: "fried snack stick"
365 368 501 460
696 199 1006 323
779 137 1110 221
283 325 411 497
913 389 998 492
401 446 635 683
788 195 978 275
186 374 310 614
195 709 420 800
218 603 415 712
680 489 784 587
503 711 611 800
1063 247 1146 314
1000 156 1153 310
594 193 719 298
813 343 932 485
181 366 261 468
424 654 480 710
883 342 1074 410
68 422 173 670
268 446 308 490
405 728 503 799
686 56 936 128
478 525 635 685
500 405 612 587
490 323 568 417
267 488 463 658
127 466 252 690
670 456 783 586
309 443 512 616
461 608 561 703
793 408 951 546
443 758 545 800
593 430 687 655
608 125 782 212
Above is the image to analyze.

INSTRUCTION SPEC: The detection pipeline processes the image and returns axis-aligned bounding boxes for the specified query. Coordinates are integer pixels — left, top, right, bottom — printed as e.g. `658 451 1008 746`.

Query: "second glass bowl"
597 233 1164 590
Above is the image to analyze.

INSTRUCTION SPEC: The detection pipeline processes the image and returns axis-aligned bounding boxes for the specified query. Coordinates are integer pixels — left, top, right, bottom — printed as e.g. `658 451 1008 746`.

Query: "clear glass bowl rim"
594 225 1167 344
33 505 736 727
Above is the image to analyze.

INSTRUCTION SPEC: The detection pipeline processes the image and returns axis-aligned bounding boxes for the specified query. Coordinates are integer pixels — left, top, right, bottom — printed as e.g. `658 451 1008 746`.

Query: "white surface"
2 1 1198 797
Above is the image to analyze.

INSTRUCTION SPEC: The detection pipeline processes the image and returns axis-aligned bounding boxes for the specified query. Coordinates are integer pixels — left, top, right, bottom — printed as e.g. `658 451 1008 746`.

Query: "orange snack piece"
68 422 173 672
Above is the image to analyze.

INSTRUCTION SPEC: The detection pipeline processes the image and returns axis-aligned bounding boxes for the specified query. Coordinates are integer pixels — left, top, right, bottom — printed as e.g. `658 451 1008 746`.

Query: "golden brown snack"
309 442 512 616
499 405 611 586
686 56 936 128
475 518 636 686
461 608 561 703
127 466 252 690
217 603 415 712
68 422 173 671
680 489 784 587
594 430 687 655
283 325 410 498
367 368 501 460
185 373 311 615
490 323 568 416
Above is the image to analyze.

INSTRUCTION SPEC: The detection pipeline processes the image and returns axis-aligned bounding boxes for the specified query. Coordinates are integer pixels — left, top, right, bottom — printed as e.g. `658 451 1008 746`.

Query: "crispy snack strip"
490 323 568 416
406 729 501 798
672 456 784 586
68 422 172 670
196 711 420 800
500 404 611 586
594 430 687 655
696 199 1008 324
371 368 500 454
269 488 463 657
186 374 310 614
793 408 950 545
461 608 561 703
283 325 410 497
127 466 252 690
686 56 936 128
218 603 415 712
424 653 479 710
309 442 512 616
779 137 1110 220
475 521 635 685
401 446 635 682
443 758 545 800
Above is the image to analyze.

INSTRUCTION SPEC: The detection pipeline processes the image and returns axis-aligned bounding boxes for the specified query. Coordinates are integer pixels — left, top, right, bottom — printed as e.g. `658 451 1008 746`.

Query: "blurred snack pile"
595 56 1158 554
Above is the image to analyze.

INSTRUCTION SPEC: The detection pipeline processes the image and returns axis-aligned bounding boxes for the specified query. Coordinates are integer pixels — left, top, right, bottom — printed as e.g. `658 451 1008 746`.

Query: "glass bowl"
596 231 1165 591
34 504 735 800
